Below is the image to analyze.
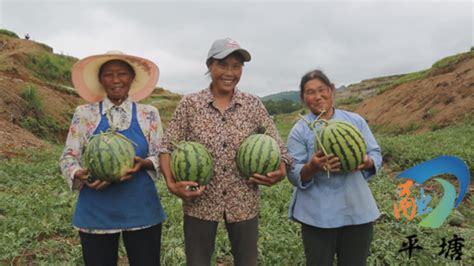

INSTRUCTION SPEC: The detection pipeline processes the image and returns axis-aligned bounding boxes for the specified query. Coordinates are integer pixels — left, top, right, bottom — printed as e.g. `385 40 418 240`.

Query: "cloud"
1 0 472 96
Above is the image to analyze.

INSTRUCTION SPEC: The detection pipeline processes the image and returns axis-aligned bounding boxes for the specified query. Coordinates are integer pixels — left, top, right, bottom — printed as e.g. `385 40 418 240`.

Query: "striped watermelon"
82 131 135 182
171 141 213 186
315 120 366 172
236 134 281 178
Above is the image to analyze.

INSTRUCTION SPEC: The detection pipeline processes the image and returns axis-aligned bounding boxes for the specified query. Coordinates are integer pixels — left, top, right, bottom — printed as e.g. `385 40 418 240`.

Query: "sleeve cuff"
362 167 376 180
70 167 83 191
289 164 314 189
146 156 159 180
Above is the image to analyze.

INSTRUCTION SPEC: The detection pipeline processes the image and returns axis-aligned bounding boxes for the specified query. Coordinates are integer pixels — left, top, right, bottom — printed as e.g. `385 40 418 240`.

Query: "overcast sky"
0 0 472 96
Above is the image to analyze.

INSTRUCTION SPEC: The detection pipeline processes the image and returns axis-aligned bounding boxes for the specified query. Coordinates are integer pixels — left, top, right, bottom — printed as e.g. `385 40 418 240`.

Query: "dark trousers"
79 223 162 266
301 222 373 266
183 215 258 266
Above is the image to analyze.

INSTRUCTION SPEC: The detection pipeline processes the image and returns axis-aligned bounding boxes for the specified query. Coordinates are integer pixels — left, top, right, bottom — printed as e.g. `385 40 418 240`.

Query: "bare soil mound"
355 52 474 132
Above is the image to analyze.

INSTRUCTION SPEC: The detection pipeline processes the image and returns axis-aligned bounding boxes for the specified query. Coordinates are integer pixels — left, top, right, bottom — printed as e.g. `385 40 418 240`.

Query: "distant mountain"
262 86 348 102
261 91 300 102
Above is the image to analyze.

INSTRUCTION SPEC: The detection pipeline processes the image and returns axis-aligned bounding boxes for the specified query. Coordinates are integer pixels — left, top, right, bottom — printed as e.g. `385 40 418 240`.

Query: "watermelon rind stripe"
254 136 265 174
337 123 366 169
334 127 358 171
170 142 214 185
236 134 282 178
315 120 367 172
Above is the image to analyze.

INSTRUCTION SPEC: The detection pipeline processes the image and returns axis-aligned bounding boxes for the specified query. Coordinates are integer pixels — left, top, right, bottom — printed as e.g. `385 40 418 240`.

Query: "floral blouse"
160 87 291 223
59 97 163 192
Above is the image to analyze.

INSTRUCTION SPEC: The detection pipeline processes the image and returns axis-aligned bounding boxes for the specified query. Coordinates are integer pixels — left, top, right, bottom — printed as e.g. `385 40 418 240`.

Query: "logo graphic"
395 156 470 228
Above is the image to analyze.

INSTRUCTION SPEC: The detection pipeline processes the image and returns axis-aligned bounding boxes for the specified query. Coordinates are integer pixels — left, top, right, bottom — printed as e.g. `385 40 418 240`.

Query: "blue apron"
73 102 166 230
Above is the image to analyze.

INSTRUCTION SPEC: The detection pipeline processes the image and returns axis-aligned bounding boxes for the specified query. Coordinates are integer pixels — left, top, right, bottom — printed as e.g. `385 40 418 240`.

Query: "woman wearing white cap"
59 52 166 265
159 38 292 265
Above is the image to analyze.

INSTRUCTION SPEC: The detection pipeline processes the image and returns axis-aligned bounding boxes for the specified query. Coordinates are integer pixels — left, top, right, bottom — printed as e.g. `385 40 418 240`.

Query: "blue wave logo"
396 156 470 228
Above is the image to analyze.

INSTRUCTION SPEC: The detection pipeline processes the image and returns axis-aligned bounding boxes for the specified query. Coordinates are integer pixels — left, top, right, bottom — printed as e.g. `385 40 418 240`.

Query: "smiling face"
99 60 135 105
302 78 335 115
208 53 243 95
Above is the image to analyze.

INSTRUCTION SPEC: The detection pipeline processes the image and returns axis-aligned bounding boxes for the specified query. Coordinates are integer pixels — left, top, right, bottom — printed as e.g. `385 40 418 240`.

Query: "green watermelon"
315 120 366 172
171 141 213 187
82 131 135 182
236 134 282 178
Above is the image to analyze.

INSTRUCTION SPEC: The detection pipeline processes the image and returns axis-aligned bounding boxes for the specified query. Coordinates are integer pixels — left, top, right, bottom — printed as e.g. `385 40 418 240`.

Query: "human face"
208 55 243 95
99 61 134 105
302 79 334 115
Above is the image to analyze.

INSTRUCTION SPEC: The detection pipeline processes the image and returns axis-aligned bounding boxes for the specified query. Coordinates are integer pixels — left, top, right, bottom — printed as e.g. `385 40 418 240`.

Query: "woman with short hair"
159 38 291 266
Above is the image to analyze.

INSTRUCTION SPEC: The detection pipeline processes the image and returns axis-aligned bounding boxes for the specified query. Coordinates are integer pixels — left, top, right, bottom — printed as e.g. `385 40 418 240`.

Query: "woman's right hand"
74 169 110 190
167 180 206 201
308 151 341 173
301 151 341 182
160 153 205 201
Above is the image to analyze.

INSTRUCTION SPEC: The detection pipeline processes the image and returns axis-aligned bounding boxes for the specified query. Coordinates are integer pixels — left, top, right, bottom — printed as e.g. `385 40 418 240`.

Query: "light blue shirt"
287 109 381 228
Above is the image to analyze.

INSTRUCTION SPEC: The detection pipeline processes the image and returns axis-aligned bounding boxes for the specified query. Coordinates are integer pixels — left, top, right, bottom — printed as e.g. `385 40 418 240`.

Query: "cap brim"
213 48 251 62
72 53 159 103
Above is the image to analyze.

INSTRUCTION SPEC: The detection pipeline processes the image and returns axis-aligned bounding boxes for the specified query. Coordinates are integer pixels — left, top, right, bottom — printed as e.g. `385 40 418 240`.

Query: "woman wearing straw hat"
159 38 292 266
59 51 165 265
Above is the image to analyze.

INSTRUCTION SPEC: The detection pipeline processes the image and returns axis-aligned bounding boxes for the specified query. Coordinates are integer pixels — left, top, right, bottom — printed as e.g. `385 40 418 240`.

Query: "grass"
17 83 68 143
376 70 430 95
376 123 474 174
336 95 364 106
432 52 467 69
0 28 19 38
141 87 182 128
1 113 473 265
20 83 44 116
26 52 77 86
375 49 473 96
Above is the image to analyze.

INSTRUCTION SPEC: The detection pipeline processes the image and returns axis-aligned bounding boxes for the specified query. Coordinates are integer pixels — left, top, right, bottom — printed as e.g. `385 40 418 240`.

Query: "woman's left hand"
120 157 146 182
248 162 287 186
356 154 374 171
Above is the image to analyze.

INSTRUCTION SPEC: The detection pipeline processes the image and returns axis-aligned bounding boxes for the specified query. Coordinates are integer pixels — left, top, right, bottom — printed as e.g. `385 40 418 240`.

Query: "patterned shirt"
160 87 291 222
59 97 163 192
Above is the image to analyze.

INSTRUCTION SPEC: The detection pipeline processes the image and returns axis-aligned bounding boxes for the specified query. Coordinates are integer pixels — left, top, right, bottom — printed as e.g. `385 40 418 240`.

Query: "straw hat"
72 51 159 103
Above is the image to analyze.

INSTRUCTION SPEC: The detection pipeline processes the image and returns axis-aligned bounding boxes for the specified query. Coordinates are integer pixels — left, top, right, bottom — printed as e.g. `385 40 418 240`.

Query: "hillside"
262 86 348 103
0 29 181 158
355 50 474 133
1 27 472 158
261 91 300 102
0 30 81 157
280 49 474 134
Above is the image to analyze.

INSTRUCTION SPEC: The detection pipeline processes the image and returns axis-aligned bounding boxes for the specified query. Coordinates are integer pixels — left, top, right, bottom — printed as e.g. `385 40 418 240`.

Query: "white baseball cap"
206 38 251 64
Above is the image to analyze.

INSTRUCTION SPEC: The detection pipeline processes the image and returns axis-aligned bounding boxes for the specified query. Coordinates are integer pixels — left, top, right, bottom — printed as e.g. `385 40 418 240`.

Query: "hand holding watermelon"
355 154 374 171
248 161 286 186
166 179 206 201
82 131 136 183
159 141 212 201
74 168 111 190
118 156 151 182
308 151 341 173
299 112 367 175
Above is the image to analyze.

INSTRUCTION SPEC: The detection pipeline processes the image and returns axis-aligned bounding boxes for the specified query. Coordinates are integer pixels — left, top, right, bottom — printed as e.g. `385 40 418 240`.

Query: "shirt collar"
308 107 336 121
101 97 133 116
203 85 244 108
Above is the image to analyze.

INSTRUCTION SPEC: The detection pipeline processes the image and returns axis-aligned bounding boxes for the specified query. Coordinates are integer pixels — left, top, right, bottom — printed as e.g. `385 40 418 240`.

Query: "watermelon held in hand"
171 141 213 187
236 134 282 179
314 120 367 172
82 131 135 182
